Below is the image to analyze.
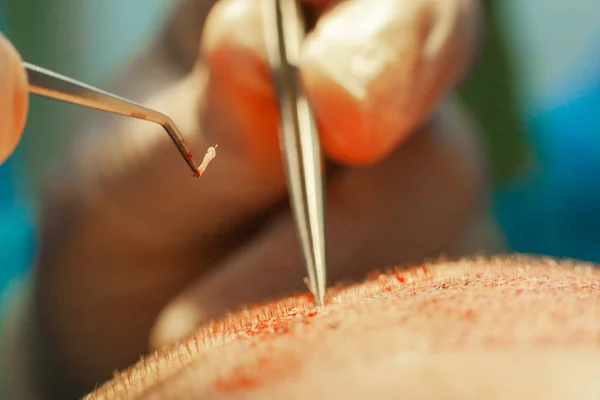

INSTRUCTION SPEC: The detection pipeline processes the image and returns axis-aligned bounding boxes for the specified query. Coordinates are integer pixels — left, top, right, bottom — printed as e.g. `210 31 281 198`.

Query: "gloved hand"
0 33 28 164
32 0 493 396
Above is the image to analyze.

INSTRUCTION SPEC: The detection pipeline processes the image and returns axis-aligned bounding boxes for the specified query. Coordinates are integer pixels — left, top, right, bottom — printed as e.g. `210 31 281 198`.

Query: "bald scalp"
87 255 600 399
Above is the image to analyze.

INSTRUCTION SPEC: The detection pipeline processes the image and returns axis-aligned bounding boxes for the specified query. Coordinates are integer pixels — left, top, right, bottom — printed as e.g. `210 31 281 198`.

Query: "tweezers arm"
22 62 203 176
262 0 328 306
23 62 164 124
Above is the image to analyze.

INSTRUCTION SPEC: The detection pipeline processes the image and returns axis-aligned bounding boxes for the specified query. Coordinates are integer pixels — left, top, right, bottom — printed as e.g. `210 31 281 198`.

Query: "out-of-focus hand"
0 33 28 164
32 0 490 397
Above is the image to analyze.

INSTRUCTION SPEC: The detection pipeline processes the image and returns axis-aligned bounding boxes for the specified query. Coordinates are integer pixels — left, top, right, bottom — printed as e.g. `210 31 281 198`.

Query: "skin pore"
86 256 600 399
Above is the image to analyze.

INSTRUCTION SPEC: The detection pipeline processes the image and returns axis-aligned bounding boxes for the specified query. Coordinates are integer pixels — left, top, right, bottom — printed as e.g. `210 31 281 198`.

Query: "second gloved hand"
0 33 28 164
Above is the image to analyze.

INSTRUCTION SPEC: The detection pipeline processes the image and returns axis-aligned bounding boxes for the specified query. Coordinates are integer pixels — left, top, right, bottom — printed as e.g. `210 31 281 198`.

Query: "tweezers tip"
312 281 327 308
314 294 325 309
188 145 218 178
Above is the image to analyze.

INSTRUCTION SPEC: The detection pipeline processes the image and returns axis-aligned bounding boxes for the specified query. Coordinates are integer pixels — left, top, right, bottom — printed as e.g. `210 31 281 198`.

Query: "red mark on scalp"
214 356 301 394
234 306 319 342
215 372 260 392
207 267 437 395
204 297 321 394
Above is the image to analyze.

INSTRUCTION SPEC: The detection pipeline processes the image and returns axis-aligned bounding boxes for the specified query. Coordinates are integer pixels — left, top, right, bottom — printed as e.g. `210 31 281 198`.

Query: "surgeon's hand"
0 33 28 164
32 0 492 397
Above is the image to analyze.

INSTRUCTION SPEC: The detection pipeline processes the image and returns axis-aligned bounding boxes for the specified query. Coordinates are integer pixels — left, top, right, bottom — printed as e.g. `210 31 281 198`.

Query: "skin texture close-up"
86 255 600 400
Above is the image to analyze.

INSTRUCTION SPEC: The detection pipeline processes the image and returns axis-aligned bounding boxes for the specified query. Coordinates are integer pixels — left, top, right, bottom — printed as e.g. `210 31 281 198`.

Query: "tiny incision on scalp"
197 145 217 177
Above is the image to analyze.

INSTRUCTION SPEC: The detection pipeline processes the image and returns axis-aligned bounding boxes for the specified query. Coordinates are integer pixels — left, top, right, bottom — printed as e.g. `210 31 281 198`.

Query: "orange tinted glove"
0 33 28 164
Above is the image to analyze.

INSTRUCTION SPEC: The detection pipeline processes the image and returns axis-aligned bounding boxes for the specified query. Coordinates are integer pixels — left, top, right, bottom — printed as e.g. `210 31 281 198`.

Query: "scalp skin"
87 255 600 399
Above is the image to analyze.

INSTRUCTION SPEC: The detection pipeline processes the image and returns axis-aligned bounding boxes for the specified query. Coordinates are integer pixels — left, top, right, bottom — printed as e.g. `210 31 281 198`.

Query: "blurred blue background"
493 0 600 261
0 0 599 294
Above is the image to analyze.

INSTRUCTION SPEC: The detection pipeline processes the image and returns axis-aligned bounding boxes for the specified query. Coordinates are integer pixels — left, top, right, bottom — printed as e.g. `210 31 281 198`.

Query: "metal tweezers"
262 0 327 307
23 62 203 177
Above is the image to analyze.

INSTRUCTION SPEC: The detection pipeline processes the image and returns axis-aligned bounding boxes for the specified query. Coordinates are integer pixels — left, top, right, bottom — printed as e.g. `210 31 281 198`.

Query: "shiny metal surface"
23 62 202 176
262 0 327 307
